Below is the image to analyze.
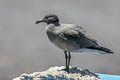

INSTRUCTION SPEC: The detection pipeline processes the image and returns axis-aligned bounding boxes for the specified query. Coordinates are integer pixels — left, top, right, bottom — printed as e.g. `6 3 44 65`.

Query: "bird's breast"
46 31 79 51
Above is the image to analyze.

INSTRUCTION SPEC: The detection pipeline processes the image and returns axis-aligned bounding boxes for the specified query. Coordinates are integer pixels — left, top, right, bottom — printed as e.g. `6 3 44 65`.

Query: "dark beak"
35 19 45 24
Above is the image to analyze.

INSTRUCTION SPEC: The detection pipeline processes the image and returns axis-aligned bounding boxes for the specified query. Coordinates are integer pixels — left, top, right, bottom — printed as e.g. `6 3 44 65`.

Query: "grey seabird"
35 14 113 72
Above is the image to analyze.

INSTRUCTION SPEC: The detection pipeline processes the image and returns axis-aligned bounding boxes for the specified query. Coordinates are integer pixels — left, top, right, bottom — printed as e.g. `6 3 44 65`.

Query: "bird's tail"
87 46 114 54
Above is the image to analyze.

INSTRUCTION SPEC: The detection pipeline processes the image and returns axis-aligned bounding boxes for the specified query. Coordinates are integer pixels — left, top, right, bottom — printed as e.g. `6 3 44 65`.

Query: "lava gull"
35 14 113 72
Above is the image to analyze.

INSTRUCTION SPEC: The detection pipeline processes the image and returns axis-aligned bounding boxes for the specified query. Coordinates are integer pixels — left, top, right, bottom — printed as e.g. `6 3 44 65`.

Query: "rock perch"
13 66 101 80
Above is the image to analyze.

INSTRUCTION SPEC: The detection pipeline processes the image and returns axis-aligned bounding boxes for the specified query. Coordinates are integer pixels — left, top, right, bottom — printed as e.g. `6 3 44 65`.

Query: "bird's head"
35 14 59 25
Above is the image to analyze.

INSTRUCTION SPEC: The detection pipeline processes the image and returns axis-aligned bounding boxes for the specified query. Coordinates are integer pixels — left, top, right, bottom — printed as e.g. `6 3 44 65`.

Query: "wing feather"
58 25 99 48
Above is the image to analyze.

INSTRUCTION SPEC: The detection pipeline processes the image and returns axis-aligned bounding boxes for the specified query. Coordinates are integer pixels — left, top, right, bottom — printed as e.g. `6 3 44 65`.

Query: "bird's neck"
47 22 60 26
46 24 58 32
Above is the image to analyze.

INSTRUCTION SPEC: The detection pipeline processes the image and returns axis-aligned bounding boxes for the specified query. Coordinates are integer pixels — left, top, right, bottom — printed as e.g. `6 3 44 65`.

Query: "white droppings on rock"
13 66 101 80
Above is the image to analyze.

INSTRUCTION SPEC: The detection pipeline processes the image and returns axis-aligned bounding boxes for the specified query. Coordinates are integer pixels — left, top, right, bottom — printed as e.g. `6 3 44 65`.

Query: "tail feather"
87 46 114 54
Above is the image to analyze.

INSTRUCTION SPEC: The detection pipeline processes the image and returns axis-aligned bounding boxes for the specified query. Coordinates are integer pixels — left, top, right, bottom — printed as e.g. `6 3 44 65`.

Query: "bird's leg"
67 52 71 71
64 51 69 71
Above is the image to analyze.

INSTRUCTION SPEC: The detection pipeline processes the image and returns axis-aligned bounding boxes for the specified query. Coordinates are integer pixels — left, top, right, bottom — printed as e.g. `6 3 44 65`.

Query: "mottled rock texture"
13 66 101 80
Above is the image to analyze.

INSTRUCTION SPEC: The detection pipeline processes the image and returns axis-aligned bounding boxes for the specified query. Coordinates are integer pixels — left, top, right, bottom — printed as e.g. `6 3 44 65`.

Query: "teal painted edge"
97 73 120 80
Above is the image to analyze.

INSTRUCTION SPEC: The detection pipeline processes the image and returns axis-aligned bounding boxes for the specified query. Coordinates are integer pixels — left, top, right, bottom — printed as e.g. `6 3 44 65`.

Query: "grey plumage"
36 14 113 72
46 23 113 54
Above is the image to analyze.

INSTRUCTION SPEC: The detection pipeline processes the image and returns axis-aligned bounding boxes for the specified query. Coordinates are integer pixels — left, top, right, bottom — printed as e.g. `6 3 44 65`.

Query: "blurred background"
0 0 120 79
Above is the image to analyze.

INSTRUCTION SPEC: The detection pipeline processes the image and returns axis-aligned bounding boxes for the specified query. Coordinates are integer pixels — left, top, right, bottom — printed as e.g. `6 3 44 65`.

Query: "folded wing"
58 26 99 48
58 25 113 53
